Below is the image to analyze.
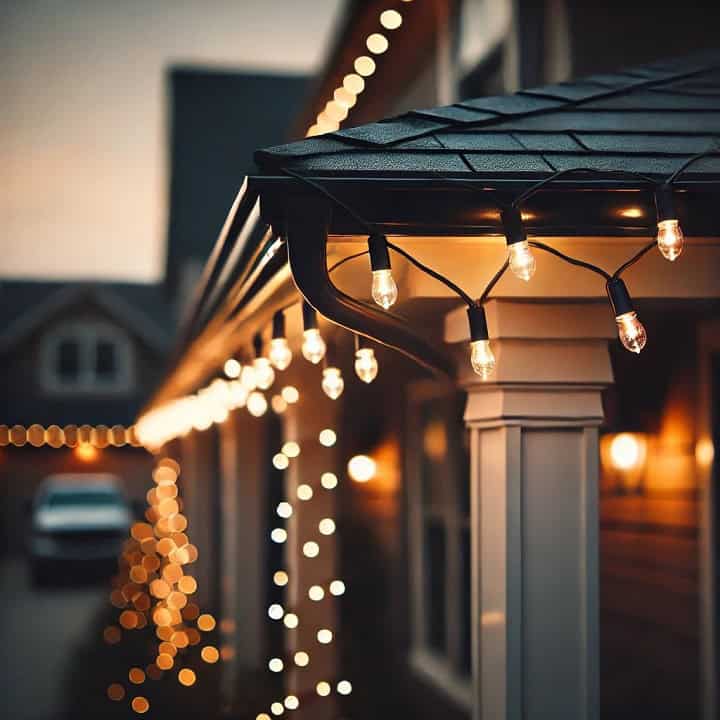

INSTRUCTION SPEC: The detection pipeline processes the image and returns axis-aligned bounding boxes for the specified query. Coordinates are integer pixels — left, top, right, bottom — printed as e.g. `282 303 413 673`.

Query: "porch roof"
256 50 720 181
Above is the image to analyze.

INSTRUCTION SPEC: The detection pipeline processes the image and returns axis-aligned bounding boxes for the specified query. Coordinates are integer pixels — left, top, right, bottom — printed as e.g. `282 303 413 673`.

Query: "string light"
348 454 376 483
319 428 336 447
467 305 496 379
318 518 336 535
276 502 293 519
316 681 331 697
284 696 299 710
270 528 287 544
321 472 338 489
224 358 241 379
316 628 333 644
354 346 378 384
321 367 344 399
329 580 346 596
268 604 284 620
281 386 300 404
368 233 398 309
247 391 268 417
253 334 276 390
297 484 313 501
308 585 325 601
294 651 310 667
337 680 353 695
283 613 299 629
606 278 647 353
502 206 536 281
269 311 293 370
654 184 684 261
282 441 300 457
301 302 327 364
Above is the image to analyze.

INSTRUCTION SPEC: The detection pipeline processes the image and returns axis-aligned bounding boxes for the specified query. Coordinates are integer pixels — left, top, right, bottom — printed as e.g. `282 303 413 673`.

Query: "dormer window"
40 321 133 394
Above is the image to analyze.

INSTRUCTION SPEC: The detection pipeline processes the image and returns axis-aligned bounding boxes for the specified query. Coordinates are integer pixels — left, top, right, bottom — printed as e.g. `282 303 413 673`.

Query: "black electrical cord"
386 240 477 308
611 241 656 278
513 167 657 208
327 249 369 273
479 260 509 304
529 241 611 281
666 145 720 185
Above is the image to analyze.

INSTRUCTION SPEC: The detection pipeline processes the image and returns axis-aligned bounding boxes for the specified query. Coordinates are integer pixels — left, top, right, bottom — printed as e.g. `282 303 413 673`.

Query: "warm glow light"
273 453 289 470
380 9 403 29
347 454 377 482
269 657 284 673
609 433 643 471
308 585 325 601
696 437 715 468
470 339 496 380
281 386 300 404
301 329 326 364
271 528 287 544
294 651 310 667
316 629 333 644
316 681 331 697
355 347 379 383
273 570 289 587
197 614 216 631
178 668 196 687
107 683 125 701
329 580 346 596
371 268 399 309
253 358 275 390
271 395 288 414
283 612 299 629
269 338 293 371
334 87 357 109
257 715 272 720
247 391 268 417
75 442 97 462
321 367 344 399
277 502 293 519
616 311 647 354
297 484 314 501
224 358 241 378
656 219 684 261
129 668 146 685
619 207 644 219
325 100 348 122
337 680 353 695
131 696 150 714
343 73 365 95
354 55 376 76
508 240 537 281
321 472 338 489
282 441 301 458
319 429 336 447
268 604 284 620
284 696 299 710
366 32 389 54
201 645 219 664
318 518 336 535
303 541 320 558
271 702 284 716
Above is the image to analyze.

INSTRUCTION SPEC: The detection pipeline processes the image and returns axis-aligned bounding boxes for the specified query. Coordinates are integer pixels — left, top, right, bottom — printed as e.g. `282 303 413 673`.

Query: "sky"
0 0 343 282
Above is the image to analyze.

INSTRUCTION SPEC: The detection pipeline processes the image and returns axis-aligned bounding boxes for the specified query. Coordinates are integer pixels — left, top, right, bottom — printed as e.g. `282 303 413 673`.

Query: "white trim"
39 320 134 395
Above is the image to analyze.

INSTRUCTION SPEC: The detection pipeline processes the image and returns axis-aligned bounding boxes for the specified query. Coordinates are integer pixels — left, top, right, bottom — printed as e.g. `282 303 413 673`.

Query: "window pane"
57 340 79 381
450 392 470 516
95 340 117 378
424 521 446 653
460 527 472 676
420 400 449 509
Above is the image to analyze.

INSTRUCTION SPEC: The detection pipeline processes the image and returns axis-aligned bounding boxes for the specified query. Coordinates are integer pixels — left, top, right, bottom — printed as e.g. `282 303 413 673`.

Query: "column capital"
445 299 616 391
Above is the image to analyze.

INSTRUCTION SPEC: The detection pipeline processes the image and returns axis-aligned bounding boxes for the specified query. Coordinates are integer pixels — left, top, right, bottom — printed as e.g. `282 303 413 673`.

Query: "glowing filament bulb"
470 340 496 380
253 358 275 390
321 367 344 399
240 365 258 391
508 240 536 281
247 391 268 417
354 347 378 383
656 219 684 261
301 329 326 364
615 311 647 354
268 338 292 370
371 269 398 309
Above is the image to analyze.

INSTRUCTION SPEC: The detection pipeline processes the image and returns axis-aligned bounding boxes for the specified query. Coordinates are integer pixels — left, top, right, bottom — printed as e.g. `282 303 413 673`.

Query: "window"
407 383 472 709
40 321 133 394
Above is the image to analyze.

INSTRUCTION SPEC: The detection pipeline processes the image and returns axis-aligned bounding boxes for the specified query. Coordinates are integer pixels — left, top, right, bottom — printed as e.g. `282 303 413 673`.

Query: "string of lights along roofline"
280 147 720 380
306 2 413 137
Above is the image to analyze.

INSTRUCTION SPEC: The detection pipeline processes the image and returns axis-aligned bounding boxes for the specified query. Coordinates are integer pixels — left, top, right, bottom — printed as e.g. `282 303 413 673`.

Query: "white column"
446 299 615 720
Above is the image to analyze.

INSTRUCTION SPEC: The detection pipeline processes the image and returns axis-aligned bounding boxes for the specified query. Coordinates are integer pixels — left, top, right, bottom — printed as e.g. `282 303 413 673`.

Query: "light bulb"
656 219 684 261
247 391 268 417
321 367 344 399
253 358 275 390
470 339 496 380
371 269 398 309
354 347 378 383
240 365 257 391
301 329 326 364
224 358 241 379
508 240 536 281
268 338 292 370
615 311 647 354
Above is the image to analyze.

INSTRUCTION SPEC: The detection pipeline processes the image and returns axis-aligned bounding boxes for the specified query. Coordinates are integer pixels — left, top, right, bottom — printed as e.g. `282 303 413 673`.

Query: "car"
29 474 131 585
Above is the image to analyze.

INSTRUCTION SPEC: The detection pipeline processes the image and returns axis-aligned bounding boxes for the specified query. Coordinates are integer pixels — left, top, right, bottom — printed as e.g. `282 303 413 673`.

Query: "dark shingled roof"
255 51 720 179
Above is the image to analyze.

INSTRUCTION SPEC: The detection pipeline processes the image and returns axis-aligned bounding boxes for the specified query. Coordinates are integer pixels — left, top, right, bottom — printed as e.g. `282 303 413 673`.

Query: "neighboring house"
133 5 720 720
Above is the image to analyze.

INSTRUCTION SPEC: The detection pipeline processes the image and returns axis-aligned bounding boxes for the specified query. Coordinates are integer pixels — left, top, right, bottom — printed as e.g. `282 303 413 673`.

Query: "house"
134 41 720 720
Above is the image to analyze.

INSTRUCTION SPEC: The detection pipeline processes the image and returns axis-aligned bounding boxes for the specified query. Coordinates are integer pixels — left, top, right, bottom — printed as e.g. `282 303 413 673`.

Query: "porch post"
446 299 615 720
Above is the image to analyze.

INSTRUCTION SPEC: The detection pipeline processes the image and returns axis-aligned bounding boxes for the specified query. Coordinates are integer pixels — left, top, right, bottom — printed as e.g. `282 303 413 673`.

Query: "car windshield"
44 490 122 508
